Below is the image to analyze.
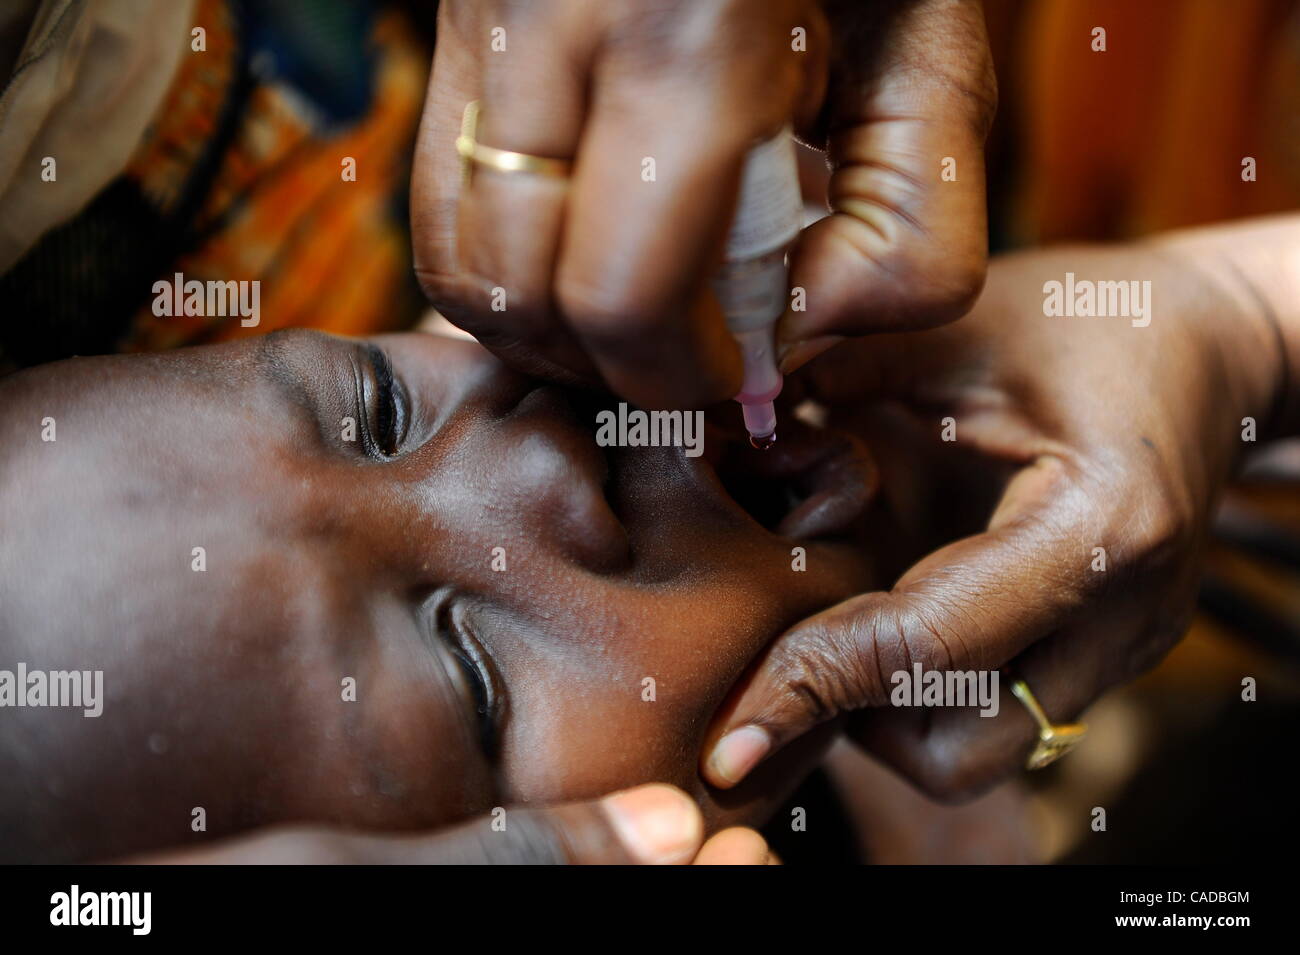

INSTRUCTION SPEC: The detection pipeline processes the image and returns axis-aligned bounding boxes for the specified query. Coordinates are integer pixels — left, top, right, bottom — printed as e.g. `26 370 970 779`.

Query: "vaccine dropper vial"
711 129 802 449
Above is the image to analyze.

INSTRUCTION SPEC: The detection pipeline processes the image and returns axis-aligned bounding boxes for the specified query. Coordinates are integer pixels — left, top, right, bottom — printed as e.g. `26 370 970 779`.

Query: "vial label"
723 129 802 263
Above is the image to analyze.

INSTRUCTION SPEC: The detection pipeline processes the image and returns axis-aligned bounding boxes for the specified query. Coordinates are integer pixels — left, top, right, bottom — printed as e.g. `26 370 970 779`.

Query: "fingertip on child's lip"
704 725 772 789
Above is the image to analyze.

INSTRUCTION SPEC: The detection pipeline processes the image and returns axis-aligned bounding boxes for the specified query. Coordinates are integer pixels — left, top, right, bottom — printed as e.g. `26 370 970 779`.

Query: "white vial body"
711 129 801 442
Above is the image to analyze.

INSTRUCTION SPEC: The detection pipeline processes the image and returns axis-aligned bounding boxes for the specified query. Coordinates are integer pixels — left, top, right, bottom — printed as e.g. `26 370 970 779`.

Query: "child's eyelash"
425 590 503 760
364 344 401 455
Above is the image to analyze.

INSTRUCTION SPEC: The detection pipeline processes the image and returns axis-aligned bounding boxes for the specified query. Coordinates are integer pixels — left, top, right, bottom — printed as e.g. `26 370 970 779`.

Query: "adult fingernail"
778 335 844 374
706 726 772 787
601 784 702 865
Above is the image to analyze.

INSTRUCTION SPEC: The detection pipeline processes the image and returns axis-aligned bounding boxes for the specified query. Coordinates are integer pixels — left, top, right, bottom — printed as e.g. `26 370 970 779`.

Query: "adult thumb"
432 783 705 864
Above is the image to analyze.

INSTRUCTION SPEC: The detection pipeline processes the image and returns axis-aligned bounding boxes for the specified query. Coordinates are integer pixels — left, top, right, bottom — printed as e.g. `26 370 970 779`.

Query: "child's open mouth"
501 383 876 577
705 410 877 541
549 388 876 543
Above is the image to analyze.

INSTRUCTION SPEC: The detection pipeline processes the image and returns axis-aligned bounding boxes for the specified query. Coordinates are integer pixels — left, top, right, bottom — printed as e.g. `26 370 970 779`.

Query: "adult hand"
411 0 995 410
703 231 1292 799
137 783 775 864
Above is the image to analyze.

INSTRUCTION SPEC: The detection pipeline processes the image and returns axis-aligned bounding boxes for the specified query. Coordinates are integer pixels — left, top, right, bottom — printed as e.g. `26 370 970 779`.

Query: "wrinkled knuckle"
866 595 947 677
864 604 911 678
557 277 665 342
768 622 869 725
767 632 840 726
906 596 965 670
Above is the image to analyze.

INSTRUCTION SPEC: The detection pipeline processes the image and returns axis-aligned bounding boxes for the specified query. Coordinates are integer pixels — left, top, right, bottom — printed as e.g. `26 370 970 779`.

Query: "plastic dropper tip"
749 431 776 451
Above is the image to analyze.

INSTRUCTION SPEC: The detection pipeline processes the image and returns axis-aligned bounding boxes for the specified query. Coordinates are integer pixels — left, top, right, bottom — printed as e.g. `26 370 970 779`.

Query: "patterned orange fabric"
118 0 428 352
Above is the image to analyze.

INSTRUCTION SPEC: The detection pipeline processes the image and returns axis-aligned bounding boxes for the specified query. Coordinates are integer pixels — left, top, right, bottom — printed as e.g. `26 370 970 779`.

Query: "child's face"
1 330 875 859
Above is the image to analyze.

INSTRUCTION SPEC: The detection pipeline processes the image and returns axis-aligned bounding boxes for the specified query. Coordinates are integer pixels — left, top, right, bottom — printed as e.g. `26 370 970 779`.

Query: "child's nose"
460 383 632 573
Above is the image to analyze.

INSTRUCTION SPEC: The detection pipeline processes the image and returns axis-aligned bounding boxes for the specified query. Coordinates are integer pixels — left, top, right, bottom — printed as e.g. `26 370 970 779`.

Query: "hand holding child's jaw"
703 236 1294 800
0 329 879 862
